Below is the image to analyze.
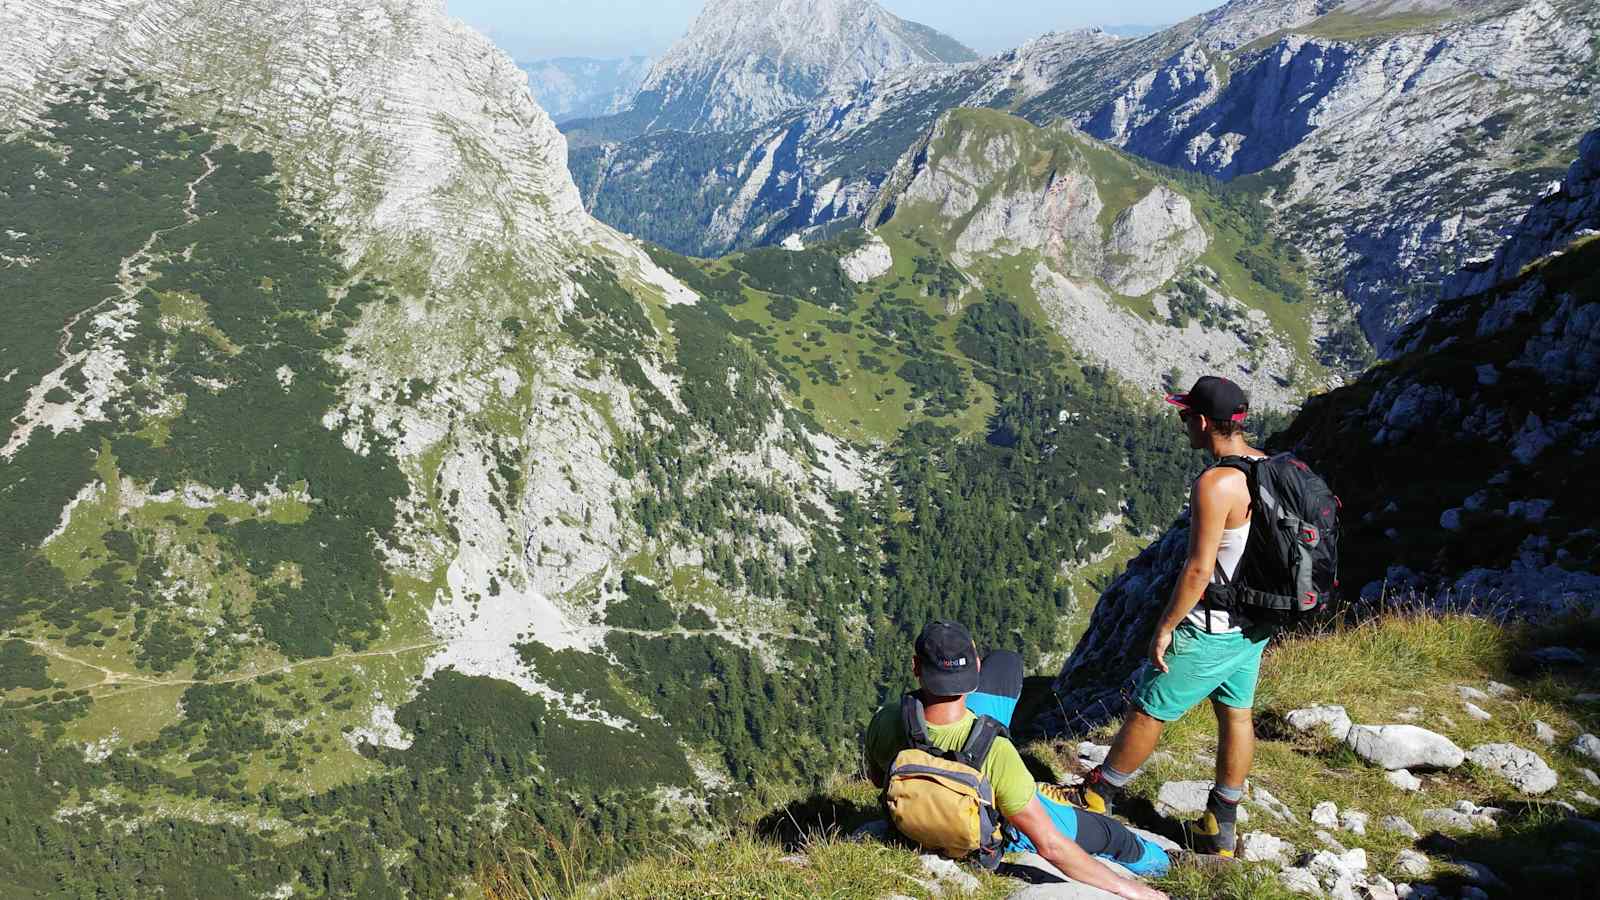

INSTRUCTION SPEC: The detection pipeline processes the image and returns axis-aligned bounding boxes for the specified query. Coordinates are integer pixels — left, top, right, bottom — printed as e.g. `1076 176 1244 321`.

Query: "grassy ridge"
490 609 1600 899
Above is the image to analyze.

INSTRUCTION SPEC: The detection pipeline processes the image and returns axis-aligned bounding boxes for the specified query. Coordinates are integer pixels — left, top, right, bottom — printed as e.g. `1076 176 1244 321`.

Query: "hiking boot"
1183 790 1240 858
1059 766 1121 816
1182 809 1236 857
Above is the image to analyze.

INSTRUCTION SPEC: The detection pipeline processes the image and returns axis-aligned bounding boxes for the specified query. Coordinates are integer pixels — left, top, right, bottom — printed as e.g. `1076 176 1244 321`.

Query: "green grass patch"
1301 8 1458 42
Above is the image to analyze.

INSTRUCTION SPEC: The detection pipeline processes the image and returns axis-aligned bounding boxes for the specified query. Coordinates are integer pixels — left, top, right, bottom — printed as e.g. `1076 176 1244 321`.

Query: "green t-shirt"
863 702 1036 817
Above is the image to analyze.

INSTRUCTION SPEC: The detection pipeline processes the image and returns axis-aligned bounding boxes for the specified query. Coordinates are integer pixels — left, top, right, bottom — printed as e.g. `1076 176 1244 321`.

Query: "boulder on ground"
1346 725 1465 771
1153 780 1248 822
921 853 981 894
1393 849 1430 878
1573 733 1600 764
1452 859 1505 888
1385 769 1422 791
1008 884 1119 900
1364 874 1400 900
1286 705 1353 741
1250 785 1298 822
1075 741 1110 769
1379 815 1420 839
1278 866 1324 896
1239 831 1295 865
1531 646 1585 666
1339 810 1369 836
1419 808 1478 831
1533 721 1557 744
1004 852 1129 899
1456 686 1489 702
1462 702 1492 721
1466 743 1558 794
1311 801 1339 828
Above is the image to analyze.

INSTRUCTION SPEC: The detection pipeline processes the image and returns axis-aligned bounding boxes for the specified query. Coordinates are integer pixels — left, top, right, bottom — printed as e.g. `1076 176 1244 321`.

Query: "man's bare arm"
1007 797 1167 900
1147 470 1237 670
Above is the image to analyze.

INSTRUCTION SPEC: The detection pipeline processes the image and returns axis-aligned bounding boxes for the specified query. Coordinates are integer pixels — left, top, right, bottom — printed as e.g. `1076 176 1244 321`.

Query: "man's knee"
977 649 1024 698
1211 700 1254 725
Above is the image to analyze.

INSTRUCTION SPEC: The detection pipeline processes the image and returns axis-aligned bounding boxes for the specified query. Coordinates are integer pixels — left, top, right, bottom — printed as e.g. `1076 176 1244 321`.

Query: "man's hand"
1148 628 1173 674
1007 796 1168 900
1118 880 1169 900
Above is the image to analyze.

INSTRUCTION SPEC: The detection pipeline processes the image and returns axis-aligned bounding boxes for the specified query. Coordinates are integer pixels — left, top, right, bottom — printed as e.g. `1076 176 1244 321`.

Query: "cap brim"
1164 393 1191 409
922 666 980 697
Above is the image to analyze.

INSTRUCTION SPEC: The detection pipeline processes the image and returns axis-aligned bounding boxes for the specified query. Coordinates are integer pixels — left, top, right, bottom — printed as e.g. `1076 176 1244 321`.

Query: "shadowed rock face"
1443 129 1600 302
1035 519 1192 734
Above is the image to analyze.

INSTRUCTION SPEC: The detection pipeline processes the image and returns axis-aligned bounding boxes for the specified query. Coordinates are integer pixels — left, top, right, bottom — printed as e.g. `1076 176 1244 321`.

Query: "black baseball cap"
915 621 980 696
1165 376 1249 423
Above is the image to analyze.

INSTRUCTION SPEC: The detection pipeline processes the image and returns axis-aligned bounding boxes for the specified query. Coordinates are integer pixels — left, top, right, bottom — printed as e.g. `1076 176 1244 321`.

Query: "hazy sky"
448 1 1220 60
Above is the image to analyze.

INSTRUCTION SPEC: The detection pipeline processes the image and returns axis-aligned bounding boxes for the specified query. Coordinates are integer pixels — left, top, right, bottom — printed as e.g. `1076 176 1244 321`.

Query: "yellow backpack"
882 692 1008 869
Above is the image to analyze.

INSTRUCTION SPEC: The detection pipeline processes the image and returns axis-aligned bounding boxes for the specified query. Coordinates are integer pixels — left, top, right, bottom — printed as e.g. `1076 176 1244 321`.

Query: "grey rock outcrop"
1312 801 1340 828
1041 520 1191 731
1154 780 1250 822
1287 705 1354 741
1444 128 1600 301
1572 733 1600 765
1346 725 1465 771
1384 769 1422 792
1379 815 1420 839
1101 187 1208 296
1240 831 1297 865
1393 850 1431 879
839 233 894 283
1467 743 1558 794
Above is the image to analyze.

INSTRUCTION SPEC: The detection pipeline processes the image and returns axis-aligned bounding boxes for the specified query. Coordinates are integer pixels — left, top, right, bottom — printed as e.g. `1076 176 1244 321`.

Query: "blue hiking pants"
968 651 1170 877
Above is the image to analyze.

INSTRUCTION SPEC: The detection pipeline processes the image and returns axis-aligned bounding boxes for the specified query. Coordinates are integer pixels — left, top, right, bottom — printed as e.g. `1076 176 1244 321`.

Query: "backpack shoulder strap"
959 714 1008 769
1211 455 1259 477
901 692 935 752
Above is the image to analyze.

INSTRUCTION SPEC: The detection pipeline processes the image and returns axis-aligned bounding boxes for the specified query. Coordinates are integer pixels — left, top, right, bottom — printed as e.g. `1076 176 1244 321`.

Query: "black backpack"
1200 453 1340 630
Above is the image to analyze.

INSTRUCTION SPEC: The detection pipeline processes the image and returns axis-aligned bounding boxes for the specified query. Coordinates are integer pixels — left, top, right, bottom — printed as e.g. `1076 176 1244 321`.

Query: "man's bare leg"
1212 701 1254 790
1074 709 1167 814
1189 700 1255 857
1105 709 1166 775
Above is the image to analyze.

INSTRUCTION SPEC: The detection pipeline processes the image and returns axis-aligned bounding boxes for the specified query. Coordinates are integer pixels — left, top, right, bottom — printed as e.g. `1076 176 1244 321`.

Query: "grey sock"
1100 763 1137 788
1212 783 1244 805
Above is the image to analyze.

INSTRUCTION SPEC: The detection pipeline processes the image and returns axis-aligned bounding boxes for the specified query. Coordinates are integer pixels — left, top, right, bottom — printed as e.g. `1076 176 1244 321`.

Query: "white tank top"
1186 459 1265 633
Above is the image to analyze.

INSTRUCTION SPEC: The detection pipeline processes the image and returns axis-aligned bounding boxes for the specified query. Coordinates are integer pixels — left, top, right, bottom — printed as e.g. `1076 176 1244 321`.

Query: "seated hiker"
864 621 1170 900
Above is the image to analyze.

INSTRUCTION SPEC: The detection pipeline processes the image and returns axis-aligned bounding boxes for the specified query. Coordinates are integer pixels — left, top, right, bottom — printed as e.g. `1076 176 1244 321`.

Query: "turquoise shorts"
1133 621 1271 722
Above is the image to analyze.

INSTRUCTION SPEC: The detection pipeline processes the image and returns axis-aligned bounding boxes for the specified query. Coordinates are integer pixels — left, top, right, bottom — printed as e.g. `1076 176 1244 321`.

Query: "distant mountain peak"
625 0 978 133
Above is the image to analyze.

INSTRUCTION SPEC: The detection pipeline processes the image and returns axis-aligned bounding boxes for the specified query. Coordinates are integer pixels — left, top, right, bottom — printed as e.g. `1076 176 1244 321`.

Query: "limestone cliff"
866 109 1317 407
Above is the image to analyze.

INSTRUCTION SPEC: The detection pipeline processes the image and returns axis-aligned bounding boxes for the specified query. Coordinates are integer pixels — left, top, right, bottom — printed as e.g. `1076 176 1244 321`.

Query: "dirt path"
20 637 444 698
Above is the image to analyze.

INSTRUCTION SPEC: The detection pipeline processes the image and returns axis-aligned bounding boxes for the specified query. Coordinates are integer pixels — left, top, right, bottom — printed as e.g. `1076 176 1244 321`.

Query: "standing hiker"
1070 376 1271 857
865 621 1170 898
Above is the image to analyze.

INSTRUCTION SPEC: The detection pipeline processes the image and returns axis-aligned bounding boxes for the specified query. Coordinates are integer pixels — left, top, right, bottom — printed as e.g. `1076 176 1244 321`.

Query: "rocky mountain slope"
569 0 1598 357
577 0 977 137
1044 126 1600 732
522 56 652 123
0 0 1238 893
859 108 1329 406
